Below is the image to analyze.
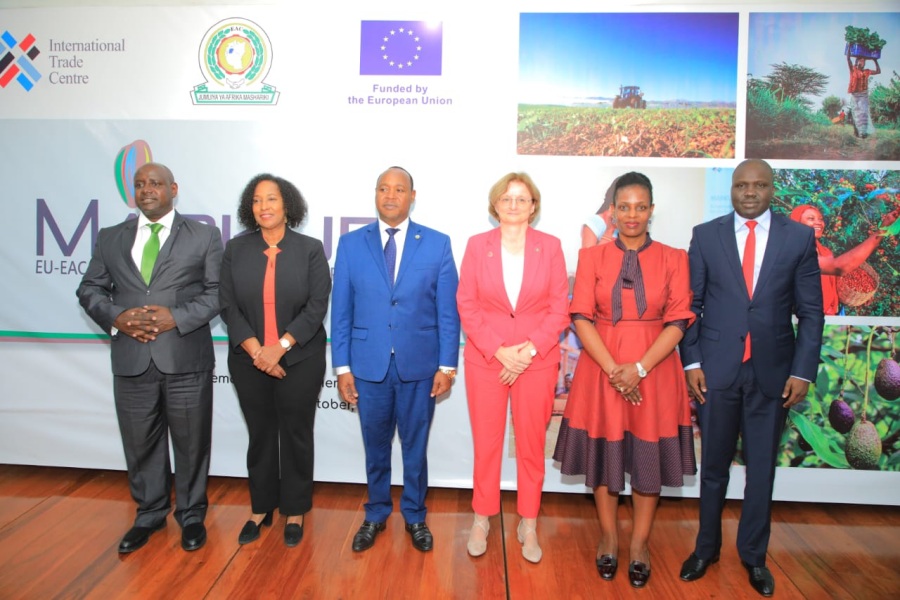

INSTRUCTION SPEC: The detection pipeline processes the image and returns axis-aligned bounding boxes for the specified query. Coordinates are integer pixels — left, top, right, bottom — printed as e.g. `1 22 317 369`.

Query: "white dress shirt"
130 209 175 270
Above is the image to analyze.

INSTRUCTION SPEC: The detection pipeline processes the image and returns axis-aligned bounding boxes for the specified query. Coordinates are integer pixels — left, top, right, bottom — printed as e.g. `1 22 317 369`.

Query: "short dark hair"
614 171 654 205
237 173 308 230
379 166 414 191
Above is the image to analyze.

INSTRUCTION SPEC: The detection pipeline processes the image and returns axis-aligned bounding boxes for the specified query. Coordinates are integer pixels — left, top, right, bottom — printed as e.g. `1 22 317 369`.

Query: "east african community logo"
191 18 279 105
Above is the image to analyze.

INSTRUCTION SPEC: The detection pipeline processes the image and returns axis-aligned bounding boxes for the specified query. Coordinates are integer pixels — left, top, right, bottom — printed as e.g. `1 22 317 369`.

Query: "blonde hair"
488 172 541 224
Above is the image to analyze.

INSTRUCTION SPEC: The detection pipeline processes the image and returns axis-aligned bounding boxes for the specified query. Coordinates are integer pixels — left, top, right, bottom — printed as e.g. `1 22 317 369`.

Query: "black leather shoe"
118 521 165 554
680 552 720 581
181 522 207 552
596 554 618 580
742 562 775 597
238 511 273 545
284 522 304 547
352 520 386 552
628 561 651 588
405 522 433 552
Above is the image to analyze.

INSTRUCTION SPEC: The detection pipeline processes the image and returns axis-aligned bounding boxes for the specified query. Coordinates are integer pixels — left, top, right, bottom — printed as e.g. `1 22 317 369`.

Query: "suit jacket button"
392 300 398 305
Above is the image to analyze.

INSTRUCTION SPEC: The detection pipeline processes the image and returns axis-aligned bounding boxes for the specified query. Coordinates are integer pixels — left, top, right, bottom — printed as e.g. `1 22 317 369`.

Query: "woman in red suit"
457 172 569 563
553 172 696 587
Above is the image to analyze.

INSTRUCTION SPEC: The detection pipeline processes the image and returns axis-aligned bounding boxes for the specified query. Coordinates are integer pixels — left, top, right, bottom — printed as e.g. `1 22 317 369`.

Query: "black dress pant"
229 350 325 516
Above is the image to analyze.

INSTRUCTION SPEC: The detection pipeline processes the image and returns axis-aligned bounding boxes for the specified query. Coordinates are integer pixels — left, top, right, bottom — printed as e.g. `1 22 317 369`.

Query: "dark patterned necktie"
384 228 399 287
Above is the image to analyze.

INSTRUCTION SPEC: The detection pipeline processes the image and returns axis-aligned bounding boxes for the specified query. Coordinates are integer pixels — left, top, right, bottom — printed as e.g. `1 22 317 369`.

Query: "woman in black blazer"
220 174 331 547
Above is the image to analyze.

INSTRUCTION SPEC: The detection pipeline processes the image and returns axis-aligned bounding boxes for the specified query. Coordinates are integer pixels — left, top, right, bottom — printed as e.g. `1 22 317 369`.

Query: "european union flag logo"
359 21 442 76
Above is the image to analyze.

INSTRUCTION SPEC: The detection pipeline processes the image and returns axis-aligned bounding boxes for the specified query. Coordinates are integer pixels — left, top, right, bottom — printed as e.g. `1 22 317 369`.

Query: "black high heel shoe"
238 511 273 545
628 561 651 588
596 554 618 580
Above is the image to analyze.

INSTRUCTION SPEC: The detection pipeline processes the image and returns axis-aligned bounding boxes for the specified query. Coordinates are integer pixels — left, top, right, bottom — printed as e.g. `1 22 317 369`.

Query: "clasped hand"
114 305 176 342
495 342 534 385
609 363 643 405
252 344 286 379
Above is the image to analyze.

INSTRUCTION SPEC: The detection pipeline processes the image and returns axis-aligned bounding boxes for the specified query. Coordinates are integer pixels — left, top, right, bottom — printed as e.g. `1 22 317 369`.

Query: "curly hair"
237 173 308 230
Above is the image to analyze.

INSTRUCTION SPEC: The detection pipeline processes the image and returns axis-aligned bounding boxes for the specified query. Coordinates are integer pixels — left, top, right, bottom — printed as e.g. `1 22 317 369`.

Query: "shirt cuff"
683 362 701 370
334 366 351 376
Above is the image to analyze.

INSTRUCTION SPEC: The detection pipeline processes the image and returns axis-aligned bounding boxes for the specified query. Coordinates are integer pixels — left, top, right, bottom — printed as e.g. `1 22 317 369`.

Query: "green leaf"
788 411 851 469
815 367 831 397
883 218 900 237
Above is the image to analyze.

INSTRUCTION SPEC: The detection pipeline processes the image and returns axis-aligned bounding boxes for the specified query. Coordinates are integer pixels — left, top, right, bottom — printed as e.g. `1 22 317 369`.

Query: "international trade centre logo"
0 30 41 91
191 18 279 105
359 20 442 76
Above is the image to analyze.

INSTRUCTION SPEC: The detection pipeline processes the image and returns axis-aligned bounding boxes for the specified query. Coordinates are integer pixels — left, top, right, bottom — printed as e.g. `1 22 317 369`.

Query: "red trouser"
465 360 557 518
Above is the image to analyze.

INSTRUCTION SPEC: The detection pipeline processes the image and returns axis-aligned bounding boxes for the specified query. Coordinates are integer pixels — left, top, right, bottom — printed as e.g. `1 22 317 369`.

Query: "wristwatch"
439 367 457 380
280 337 292 351
635 362 647 378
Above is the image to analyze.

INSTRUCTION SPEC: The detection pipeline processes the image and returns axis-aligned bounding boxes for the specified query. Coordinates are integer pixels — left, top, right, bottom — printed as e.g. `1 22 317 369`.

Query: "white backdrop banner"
1 2 898 505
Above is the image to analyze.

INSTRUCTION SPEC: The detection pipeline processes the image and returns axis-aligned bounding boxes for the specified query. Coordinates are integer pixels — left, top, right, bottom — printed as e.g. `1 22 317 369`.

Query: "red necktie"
263 247 281 346
742 220 757 362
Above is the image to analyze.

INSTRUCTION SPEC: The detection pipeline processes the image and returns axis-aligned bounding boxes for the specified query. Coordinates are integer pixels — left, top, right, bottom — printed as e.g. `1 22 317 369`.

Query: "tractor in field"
613 85 647 109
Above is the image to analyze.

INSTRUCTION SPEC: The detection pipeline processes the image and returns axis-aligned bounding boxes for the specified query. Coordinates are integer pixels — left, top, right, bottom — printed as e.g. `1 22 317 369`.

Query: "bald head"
731 159 774 220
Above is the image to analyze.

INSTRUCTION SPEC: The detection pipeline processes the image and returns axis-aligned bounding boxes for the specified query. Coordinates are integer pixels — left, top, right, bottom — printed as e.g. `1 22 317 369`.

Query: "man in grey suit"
77 162 223 553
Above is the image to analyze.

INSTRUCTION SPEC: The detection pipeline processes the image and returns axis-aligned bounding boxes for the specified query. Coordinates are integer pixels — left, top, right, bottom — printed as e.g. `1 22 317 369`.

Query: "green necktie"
140 223 163 285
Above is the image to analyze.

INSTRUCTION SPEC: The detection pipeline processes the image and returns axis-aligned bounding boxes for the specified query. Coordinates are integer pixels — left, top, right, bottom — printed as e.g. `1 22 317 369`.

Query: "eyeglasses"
498 197 533 206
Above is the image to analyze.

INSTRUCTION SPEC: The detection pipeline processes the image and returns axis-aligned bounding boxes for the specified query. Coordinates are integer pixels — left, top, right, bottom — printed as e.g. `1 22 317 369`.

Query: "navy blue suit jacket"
330 220 460 382
680 211 824 398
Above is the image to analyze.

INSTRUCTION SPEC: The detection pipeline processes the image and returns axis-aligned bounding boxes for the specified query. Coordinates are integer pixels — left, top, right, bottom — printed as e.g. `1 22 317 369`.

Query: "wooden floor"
0 465 898 599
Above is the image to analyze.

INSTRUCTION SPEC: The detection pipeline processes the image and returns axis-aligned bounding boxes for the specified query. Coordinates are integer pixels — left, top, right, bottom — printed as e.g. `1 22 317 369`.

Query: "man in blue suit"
678 159 824 597
331 166 460 553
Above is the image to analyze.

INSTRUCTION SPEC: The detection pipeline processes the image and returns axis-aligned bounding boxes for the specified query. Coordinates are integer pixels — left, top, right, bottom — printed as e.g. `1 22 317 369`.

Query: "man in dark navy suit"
678 159 824 597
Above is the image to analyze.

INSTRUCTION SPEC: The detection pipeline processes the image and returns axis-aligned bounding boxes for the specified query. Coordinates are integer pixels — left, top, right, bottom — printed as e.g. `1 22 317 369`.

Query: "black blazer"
220 229 331 367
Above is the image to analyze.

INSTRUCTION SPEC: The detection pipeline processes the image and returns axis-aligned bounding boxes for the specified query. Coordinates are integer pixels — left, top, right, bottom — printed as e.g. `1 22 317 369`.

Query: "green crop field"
517 104 736 158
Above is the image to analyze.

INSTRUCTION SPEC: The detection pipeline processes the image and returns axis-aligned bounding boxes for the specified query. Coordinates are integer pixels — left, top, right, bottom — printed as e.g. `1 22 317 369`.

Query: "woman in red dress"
789 204 898 315
554 172 696 588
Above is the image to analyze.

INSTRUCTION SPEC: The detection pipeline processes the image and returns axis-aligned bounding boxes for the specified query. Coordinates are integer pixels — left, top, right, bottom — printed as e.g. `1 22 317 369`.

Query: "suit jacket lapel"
365 222 391 289
716 212 748 297
755 213 785 297
519 227 544 311
121 218 143 282
395 221 421 289
486 228 512 312
149 212 183 283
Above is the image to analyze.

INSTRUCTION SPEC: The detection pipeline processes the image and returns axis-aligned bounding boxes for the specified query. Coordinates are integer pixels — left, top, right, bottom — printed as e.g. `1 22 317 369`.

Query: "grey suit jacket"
77 211 223 376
